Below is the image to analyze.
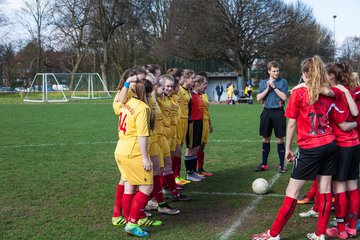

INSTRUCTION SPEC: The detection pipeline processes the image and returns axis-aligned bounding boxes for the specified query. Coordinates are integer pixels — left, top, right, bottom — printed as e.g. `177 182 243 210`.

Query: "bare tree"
90 0 131 87
340 36 360 72
52 0 92 89
20 0 53 73
169 0 319 87
0 44 16 87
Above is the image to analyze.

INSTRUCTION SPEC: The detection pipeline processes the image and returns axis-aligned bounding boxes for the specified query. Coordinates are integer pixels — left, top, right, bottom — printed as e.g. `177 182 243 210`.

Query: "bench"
238 97 253 104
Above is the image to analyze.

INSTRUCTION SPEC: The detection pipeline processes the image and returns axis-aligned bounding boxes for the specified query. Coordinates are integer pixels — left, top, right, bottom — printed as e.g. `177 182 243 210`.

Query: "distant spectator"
227 82 234 104
215 82 223 102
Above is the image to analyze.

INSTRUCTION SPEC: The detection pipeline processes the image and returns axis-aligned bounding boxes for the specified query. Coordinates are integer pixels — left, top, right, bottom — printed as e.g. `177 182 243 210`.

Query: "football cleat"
345 226 357 238
145 198 158 211
326 227 348 239
138 216 163 227
252 230 280 240
299 208 318 218
297 195 313 204
171 193 191 202
255 164 268 171
186 173 202 182
124 223 149 237
158 202 180 215
112 216 126 226
306 232 325 240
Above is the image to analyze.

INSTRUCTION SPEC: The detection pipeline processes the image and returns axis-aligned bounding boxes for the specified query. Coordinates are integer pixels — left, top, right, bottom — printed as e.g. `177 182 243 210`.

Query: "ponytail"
301 56 327 104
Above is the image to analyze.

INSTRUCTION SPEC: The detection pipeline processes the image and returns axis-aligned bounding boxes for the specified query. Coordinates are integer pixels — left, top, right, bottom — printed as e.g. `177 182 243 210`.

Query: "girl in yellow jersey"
113 70 154 237
197 72 214 176
173 69 194 184
145 72 181 215
157 74 191 201
112 67 147 228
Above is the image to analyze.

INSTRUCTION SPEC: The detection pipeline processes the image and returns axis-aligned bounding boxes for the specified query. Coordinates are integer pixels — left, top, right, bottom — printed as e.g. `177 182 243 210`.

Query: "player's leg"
273 109 286 173
256 109 272 171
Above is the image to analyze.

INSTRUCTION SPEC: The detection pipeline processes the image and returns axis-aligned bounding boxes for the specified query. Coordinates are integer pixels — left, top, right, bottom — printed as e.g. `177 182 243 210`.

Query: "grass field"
0 93 321 240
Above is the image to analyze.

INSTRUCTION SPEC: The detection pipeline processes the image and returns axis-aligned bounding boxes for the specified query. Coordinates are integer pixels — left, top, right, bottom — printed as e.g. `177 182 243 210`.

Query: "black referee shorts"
259 108 286 138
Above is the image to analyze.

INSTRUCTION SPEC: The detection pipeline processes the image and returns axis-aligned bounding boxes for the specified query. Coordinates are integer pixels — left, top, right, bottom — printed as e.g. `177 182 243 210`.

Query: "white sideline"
218 170 284 240
0 139 276 149
190 191 285 198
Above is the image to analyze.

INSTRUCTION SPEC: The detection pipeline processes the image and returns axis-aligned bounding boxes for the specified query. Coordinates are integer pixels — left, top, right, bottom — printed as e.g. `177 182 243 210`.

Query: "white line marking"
190 191 285 198
219 168 285 240
0 139 275 149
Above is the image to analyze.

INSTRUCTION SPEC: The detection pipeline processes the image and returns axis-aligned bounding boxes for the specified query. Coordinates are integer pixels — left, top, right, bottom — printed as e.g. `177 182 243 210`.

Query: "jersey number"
118 112 127 134
308 112 326 135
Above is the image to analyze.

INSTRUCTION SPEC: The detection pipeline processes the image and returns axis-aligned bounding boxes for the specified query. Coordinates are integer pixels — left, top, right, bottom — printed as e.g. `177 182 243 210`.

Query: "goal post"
24 73 68 102
23 73 111 103
71 73 111 100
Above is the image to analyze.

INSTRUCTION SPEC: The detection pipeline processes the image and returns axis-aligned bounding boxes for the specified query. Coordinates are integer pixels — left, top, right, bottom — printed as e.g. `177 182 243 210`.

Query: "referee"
255 61 288 173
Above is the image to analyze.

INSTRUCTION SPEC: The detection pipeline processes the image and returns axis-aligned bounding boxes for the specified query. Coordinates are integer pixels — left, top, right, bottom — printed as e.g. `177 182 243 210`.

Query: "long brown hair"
133 78 155 130
326 61 356 90
301 56 328 104
118 66 147 90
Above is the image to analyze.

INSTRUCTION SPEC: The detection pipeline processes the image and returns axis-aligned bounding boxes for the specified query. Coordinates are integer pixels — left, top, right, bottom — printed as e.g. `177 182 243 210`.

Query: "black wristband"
273 86 277 90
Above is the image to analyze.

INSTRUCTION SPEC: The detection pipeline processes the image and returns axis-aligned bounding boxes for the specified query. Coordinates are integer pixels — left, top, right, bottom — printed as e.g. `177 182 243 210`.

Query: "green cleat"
124 223 149 237
138 216 163 227
112 216 126 226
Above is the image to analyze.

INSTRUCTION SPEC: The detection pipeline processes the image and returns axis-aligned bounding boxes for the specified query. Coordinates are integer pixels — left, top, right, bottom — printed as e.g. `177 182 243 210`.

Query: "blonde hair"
351 72 359 87
301 56 328 104
133 78 154 130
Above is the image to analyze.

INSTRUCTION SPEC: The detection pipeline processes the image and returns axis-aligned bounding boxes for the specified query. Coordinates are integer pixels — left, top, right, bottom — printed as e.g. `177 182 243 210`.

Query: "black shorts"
186 120 203 148
333 145 360 181
291 141 337 180
259 108 286 138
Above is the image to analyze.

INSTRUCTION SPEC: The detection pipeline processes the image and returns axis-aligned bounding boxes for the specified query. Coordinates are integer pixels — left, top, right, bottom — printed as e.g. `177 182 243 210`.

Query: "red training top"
189 92 204 120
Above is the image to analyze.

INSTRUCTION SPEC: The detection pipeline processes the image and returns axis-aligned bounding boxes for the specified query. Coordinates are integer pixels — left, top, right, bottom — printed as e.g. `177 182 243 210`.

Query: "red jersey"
189 92 204 120
285 87 347 149
329 87 359 147
352 87 360 140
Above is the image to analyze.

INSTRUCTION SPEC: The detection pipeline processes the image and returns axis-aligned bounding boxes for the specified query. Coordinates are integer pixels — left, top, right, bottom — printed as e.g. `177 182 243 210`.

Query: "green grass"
0 94 321 239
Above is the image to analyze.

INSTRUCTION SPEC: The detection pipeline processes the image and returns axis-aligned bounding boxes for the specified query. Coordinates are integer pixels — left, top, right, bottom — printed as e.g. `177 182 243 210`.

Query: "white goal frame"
71 73 111 99
24 73 68 102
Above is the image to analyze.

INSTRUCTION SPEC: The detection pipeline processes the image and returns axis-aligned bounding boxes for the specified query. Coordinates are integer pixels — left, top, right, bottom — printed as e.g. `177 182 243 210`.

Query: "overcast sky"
2 0 360 46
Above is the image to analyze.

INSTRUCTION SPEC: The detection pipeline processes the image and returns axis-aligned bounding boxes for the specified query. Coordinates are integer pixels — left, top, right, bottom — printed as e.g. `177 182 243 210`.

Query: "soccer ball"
252 178 269 195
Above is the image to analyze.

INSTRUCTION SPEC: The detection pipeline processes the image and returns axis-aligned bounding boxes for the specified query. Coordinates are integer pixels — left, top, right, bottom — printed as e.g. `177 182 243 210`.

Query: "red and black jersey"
329 87 359 147
285 87 347 149
188 92 203 120
353 86 360 139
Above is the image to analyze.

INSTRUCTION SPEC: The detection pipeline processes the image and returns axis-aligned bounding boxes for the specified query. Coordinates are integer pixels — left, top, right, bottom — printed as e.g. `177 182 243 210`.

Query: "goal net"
24 73 68 102
24 73 111 102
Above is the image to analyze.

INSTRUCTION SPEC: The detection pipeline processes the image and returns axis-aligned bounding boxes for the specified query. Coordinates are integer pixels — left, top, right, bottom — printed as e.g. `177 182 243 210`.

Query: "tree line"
0 0 359 90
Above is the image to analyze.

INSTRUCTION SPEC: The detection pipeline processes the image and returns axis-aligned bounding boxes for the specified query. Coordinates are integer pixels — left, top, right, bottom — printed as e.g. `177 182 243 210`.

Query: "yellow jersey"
228 85 234 98
201 93 210 120
179 86 191 119
170 94 181 125
113 98 150 156
157 95 172 128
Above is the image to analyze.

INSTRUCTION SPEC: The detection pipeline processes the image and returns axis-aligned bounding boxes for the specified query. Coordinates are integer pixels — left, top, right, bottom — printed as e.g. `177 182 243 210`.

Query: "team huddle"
111 65 213 237
253 57 360 240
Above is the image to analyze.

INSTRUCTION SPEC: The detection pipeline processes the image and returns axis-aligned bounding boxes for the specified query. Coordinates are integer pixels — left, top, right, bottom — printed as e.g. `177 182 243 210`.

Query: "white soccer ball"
252 178 269 195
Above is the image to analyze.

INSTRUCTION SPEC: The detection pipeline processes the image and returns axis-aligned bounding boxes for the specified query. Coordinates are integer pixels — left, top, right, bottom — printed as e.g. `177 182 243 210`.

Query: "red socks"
163 171 179 197
333 192 347 233
113 184 124 217
197 151 204 170
122 193 135 222
269 196 297 237
307 178 318 200
153 175 165 204
316 193 332 235
172 157 181 178
129 191 150 223
347 189 359 229
313 190 320 212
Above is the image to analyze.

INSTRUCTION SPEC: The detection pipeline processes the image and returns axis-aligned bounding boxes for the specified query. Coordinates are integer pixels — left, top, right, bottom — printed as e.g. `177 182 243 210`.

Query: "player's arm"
285 118 296 162
335 84 358 117
338 121 358 131
209 118 213 133
138 136 152 171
